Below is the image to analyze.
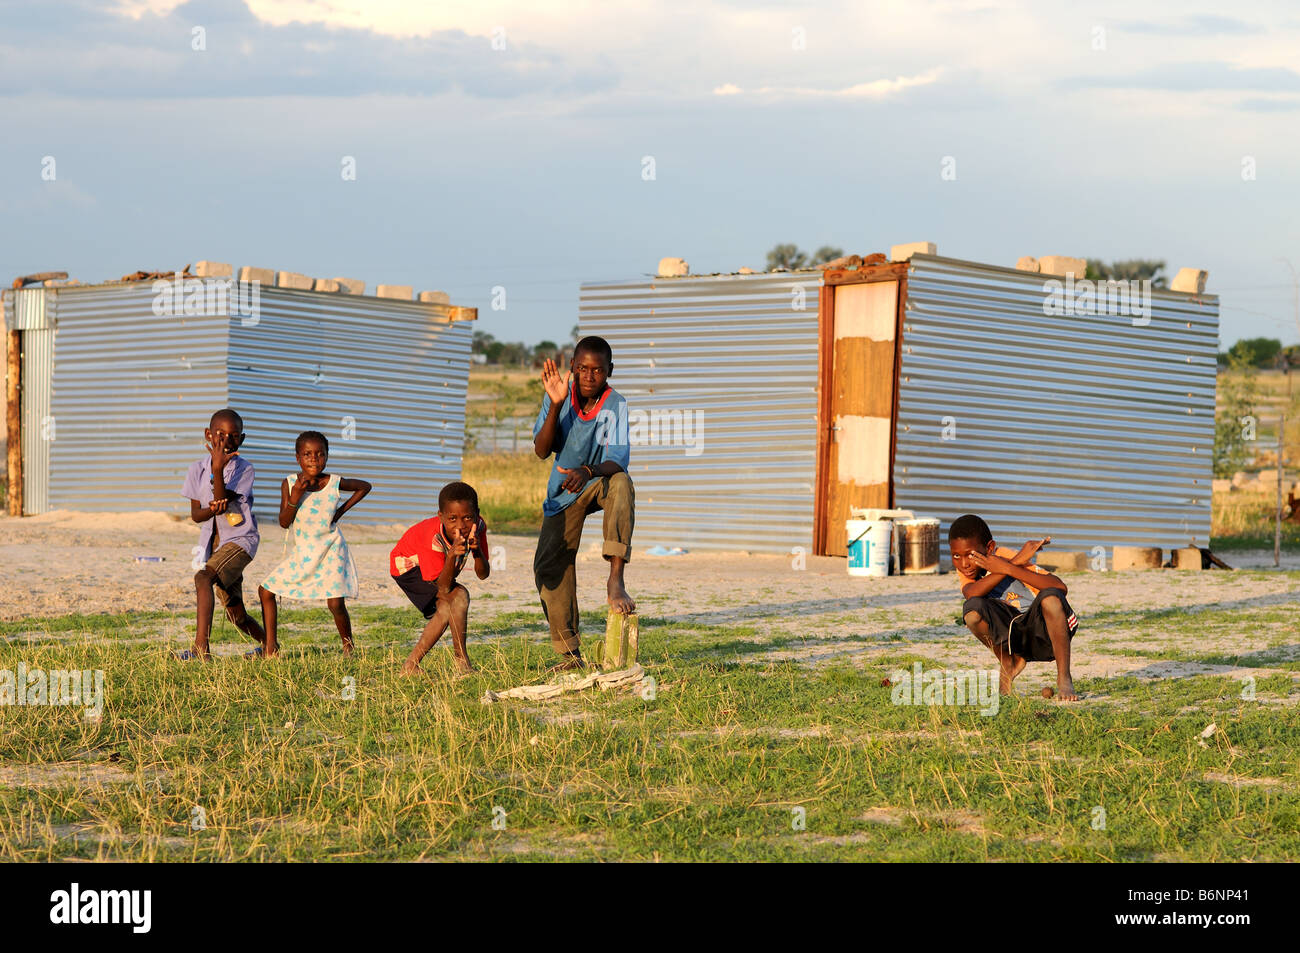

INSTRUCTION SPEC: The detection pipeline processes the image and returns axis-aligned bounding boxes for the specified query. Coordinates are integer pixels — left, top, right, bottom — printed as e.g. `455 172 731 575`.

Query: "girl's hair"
295 430 329 454
438 481 479 516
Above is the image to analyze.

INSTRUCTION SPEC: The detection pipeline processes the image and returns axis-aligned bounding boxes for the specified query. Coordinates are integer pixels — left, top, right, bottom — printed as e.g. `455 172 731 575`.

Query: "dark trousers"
533 472 635 654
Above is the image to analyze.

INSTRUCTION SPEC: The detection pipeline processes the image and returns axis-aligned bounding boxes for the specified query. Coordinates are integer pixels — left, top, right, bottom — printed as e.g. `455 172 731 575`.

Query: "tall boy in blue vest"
532 336 635 671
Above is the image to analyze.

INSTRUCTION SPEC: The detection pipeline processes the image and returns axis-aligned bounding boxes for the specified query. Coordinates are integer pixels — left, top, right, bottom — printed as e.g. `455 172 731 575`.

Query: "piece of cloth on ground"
480 664 644 704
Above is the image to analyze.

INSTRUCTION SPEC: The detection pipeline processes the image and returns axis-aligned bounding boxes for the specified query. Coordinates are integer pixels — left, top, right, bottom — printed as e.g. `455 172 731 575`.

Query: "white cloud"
752 68 943 99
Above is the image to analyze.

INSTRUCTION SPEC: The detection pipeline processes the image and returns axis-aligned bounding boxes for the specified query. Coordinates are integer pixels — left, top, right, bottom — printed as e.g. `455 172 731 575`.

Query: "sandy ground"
2 511 1299 692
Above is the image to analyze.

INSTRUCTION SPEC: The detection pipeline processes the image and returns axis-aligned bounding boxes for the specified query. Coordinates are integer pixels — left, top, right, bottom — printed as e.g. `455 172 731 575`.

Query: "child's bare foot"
1055 677 1078 701
999 654 1027 694
607 579 635 615
453 657 475 678
400 660 421 676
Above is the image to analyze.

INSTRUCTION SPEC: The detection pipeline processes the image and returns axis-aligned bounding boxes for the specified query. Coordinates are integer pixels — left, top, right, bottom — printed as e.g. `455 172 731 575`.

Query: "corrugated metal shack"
579 252 1218 559
4 268 476 524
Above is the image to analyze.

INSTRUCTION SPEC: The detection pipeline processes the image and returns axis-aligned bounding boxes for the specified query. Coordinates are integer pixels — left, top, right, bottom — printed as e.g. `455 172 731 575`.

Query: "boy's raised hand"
449 523 471 559
466 522 480 556
541 358 571 405
1022 536 1051 557
206 431 234 471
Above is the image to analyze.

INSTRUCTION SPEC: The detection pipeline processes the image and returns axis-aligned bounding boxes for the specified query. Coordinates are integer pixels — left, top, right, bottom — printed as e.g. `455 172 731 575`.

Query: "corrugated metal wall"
894 255 1218 560
13 289 55 514
228 288 473 524
46 283 228 513
579 272 823 553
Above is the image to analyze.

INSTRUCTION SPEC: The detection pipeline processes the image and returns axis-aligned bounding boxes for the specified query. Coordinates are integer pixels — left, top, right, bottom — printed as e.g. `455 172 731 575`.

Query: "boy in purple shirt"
179 408 266 660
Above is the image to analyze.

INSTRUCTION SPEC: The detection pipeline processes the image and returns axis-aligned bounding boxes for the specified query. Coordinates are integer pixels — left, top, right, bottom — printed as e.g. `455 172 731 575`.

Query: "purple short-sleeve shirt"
182 455 260 560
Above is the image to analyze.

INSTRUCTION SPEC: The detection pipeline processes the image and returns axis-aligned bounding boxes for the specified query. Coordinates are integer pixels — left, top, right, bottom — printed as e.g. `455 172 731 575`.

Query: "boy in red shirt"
390 482 490 674
949 513 1079 700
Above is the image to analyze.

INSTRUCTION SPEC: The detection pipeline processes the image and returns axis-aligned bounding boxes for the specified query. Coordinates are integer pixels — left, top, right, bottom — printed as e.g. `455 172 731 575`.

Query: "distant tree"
533 340 557 361
1214 354 1260 478
810 245 845 265
1228 337 1283 368
484 340 505 364
472 330 496 355
570 324 581 343
498 341 531 366
1085 258 1168 289
766 243 844 271
767 243 805 270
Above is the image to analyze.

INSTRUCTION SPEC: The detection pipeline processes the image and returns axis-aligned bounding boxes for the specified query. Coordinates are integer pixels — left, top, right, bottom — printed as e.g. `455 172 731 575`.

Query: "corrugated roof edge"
2 279 478 319
581 253 1219 302
905 253 1220 302
581 270 826 290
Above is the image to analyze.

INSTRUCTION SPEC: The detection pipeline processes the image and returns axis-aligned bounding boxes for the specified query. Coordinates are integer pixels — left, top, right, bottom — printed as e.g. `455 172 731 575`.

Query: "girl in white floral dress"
258 431 371 656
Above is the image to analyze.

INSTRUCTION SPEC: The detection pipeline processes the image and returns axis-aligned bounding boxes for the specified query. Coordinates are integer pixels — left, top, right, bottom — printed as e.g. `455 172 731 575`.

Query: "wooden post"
1276 414 1285 569
6 328 21 517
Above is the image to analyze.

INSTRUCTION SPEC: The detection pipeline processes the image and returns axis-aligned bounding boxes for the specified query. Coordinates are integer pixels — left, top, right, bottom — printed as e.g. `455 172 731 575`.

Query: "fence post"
1276 414 1285 568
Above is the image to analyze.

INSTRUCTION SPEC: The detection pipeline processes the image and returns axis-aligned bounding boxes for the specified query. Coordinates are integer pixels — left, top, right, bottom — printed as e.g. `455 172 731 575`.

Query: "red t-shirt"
389 515 489 581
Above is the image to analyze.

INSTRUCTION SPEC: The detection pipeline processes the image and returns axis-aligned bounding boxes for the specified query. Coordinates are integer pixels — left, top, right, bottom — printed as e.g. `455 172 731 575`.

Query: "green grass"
1 604 1298 861
462 452 550 535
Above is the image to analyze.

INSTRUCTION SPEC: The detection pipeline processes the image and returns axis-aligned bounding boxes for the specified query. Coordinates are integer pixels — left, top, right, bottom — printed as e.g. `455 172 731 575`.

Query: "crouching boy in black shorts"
389 482 490 675
948 514 1079 700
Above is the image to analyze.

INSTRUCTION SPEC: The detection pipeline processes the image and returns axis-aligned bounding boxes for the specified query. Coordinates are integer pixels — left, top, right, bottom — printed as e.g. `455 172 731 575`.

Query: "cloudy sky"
2 0 1298 347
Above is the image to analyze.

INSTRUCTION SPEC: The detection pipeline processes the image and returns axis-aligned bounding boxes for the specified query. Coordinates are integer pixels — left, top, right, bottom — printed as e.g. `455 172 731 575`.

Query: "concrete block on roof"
313 278 340 292
1015 256 1040 272
889 241 935 262
1038 256 1087 278
419 290 450 304
377 284 413 300
333 277 364 295
657 257 688 277
1170 268 1208 294
194 261 232 278
239 266 274 286
276 271 314 290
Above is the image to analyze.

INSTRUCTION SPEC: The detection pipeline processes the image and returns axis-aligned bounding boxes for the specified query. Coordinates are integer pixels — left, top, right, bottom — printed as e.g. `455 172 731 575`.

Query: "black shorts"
962 588 1079 662
392 568 440 619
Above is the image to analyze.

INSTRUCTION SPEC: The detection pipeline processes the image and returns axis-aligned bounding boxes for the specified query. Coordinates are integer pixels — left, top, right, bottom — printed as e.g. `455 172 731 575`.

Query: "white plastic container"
847 519 892 576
